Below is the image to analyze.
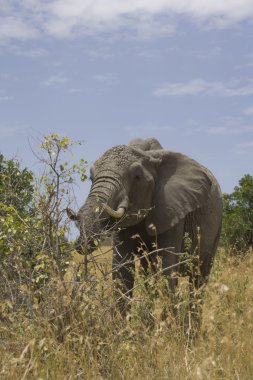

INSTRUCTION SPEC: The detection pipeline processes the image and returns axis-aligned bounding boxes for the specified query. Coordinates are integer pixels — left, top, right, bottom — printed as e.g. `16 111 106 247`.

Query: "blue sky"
1 1 253 203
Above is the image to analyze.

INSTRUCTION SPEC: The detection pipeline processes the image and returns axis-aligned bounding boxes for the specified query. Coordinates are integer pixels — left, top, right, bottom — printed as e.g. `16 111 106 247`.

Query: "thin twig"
88 247 187 279
117 258 191 302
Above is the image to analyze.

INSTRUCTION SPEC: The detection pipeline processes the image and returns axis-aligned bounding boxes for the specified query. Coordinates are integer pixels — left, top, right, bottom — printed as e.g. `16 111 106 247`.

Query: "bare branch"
117 258 191 303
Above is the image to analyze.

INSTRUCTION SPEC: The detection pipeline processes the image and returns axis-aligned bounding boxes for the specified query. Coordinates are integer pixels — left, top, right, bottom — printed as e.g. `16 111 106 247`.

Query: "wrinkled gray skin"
68 138 223 313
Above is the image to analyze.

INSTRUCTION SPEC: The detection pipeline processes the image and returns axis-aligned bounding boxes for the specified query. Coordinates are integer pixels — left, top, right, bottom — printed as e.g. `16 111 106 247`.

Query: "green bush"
0 134 87 301
0 154 36 258
0 154 34 213
222 174 253 252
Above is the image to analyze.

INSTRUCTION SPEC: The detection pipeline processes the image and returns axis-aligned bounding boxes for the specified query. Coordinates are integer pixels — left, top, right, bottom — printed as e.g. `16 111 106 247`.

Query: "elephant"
67 137 223 313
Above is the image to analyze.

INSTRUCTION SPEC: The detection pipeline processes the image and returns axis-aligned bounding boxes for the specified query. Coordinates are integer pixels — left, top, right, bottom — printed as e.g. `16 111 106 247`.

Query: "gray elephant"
67 138 223 312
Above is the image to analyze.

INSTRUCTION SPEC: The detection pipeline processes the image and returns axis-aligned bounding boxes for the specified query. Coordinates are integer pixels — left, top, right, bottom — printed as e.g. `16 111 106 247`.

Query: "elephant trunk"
76 177 127 253
76 196 108 253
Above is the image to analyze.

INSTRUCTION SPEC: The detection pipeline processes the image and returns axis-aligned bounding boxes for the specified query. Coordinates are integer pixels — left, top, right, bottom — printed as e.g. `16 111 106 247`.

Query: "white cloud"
131 14 175 39
1 0 253 40
126 124 174 135
10 46 48 58
154 79 253 97
41 75 69 87
0 124 24 137
83 47 113 59
207 126 253 135
68 88 83 94
237 141 253 153
0 89 13 102
93 73 119 86
198 46 222 59
45 61 63 68
236 62 253 69
0 16 38 40
243 106 253 115
0 94 13 102
186 116 253 136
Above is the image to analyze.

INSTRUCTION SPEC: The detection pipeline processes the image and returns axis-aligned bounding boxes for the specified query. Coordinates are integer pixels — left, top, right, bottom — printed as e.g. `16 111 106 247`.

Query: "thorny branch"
64 243 191 287
118 258 192 302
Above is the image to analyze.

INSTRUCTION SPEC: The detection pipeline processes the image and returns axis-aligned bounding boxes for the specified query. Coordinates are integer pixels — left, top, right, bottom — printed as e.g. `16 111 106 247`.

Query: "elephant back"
129 138 163 151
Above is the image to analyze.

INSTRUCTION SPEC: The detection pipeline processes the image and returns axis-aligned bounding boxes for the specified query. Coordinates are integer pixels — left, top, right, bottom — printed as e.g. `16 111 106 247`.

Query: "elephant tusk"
103 204 126 219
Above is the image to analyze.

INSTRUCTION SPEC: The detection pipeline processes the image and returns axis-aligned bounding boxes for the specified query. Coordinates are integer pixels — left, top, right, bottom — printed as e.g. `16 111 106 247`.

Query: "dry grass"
1 248 253 379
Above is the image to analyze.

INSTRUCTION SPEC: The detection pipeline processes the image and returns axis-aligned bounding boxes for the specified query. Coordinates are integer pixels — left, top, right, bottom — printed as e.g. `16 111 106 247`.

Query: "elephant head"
67 138 212 254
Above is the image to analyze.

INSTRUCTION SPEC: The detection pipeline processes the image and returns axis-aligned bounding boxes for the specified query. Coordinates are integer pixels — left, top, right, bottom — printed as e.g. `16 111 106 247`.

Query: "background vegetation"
222 174 253 253
1 135 253 379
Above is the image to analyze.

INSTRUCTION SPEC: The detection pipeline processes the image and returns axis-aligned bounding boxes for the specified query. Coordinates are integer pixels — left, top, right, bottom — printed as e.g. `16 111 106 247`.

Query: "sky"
1 0 253 205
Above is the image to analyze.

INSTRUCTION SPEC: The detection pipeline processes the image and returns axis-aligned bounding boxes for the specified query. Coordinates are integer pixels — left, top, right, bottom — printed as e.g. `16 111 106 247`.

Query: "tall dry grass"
1 247 253 379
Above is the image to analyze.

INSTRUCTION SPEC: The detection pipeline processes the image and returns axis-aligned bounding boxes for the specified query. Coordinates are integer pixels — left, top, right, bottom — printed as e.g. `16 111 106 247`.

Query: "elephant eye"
134 174 141 181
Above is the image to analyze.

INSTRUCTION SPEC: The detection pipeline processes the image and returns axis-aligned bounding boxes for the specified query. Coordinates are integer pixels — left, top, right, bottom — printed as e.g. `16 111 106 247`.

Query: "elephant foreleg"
112 232 136 315
156 220 185 290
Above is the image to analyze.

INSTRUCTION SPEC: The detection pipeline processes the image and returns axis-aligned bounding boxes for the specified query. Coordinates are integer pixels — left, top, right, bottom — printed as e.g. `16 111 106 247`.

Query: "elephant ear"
145 151 212 236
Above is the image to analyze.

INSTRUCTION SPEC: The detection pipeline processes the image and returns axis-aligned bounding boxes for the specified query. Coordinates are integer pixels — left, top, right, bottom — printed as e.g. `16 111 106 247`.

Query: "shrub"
222 174 253 252
0 134 87 303
0 154 34 213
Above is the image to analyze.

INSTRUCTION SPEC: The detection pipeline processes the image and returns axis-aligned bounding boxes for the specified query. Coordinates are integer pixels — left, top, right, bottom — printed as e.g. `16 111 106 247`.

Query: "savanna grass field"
1 135 253 379
1 246 253 379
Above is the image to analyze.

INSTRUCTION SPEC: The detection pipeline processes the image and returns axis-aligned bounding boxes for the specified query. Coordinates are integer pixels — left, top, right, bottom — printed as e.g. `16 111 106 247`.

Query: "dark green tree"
222 174 253 252
0 135 87 294
0 153 34 214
